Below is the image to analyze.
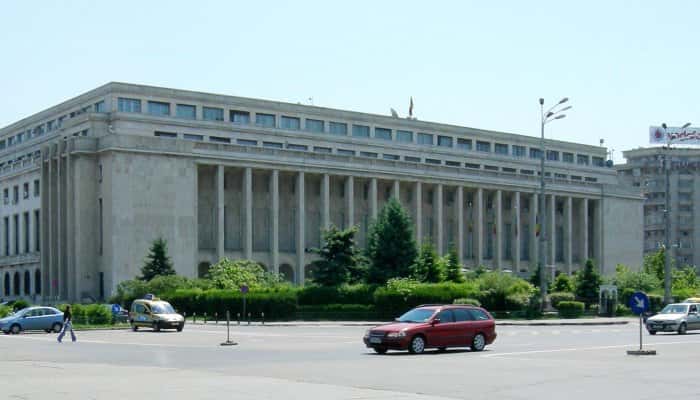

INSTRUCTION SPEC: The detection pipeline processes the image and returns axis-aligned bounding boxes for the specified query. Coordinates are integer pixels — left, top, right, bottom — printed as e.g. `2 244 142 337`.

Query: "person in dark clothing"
57 304 76 343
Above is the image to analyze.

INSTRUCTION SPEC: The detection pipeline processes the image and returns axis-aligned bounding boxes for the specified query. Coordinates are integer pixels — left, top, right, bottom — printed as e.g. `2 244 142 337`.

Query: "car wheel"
10 324 21 335
408 335 426 354
373 346 388 354
51 323 62 333
131 323 138 332
471 333 486 352
152 322 160 332
648 330 657 335
678 323 687 335
176 324 183 332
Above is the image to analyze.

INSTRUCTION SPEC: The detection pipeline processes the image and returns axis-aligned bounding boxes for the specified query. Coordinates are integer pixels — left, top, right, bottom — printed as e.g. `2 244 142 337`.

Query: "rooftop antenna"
599 138 604 147
308 97 314 106
390 108 399 118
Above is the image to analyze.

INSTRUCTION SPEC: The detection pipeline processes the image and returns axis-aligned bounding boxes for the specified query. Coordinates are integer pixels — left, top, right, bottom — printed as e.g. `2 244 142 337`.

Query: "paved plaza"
2 321 700 399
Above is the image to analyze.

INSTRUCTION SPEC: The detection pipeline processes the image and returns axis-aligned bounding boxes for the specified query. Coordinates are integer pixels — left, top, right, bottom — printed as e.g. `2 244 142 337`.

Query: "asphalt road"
1 322 699 399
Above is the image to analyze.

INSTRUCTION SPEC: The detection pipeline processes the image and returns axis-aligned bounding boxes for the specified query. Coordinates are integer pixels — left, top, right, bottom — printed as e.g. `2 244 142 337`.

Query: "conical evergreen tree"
445 244 465 283
412 241 444 283
366 198 418 284
312 225 359 286
140 237 175 281
575 259 602 309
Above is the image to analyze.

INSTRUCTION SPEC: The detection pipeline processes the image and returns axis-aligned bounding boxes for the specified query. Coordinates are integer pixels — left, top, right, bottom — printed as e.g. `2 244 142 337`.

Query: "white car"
646 303 700 335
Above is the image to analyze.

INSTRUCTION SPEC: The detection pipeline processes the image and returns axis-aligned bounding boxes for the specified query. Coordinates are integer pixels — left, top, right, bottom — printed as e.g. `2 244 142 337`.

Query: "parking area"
2 323 700 399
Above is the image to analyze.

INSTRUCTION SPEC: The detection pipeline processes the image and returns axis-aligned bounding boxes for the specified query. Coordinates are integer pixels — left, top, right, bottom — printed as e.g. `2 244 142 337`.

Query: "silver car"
646 303 700 335
0 306 64 334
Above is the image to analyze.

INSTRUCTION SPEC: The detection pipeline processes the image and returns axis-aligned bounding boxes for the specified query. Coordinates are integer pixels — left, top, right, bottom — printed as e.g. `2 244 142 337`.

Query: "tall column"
435 184 443 254
594 198 603 272
581 198 589 263
216 165 225 261
66 148 74 301
530 192 538 268
392 180 400 201
456 186 464 263
57 148 62 299
244 167 253 260
414 182 422 243
345 176 354 228
270 170 279 274
495 189 503 269
321 174 330 230
514 192 521 272
296 172 305 285
475 188 484 266
566 196 573 274
46 153 53 299
549 194 556 270
9 214 15 257
369 178 378 220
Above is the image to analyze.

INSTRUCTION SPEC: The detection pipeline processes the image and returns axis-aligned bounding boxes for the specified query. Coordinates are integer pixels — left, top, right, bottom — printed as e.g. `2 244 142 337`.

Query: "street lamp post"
661 122 691 305
539 97 571 311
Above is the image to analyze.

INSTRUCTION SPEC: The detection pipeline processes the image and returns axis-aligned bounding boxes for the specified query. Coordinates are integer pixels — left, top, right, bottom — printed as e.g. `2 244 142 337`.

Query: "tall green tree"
643 248 666 282
445 244 465 283
552 273 575 293
575 259 602 309
366 198 418 284
311 225 360 286
208 258 281 290
140 237 176 281
412 241 444 283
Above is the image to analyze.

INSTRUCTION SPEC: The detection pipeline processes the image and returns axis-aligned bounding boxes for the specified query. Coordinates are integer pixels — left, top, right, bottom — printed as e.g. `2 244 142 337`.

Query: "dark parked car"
363 304 497 354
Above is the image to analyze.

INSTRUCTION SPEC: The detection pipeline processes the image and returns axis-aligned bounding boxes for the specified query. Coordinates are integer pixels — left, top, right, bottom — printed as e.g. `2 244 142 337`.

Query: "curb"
183 320 632 328
496 320 630 326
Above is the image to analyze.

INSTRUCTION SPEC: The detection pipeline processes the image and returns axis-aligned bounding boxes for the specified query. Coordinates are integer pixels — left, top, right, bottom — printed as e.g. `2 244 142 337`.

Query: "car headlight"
387 331 407 338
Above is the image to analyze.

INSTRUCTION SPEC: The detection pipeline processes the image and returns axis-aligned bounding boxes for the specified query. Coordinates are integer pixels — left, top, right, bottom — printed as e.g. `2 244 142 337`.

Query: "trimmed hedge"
453 298 481 307
167 288 298 320
56 304 113 325
549 292 576 309
374 282 481 318
296 304 379 321
557 301 585 318
297 284 377 306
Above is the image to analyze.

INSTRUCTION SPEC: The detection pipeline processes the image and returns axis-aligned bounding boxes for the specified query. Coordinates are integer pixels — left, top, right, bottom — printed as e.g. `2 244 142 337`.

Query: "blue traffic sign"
240 285 249 294
629 291 650 315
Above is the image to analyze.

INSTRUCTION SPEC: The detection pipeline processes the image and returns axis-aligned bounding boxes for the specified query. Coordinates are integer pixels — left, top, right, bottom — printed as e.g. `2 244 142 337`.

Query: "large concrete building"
0 83 643 302
618 147 700 267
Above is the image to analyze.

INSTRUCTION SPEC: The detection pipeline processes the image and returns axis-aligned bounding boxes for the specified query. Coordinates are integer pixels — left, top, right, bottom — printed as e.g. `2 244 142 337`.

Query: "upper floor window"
280 116 301 130
546 150 559 161
118 97 141 113
405 156 421 163
147 101 170 116
592 156 605 167
495 143 509 155
13 186 18 204
203 107 224 121
383 154 400 160
457 138 472 151
375 127 392 141
352 124 370 138
0 140 5 150
255 113 276 128
287 143 308 151
417 133 434 146
337 149 355 156
263 141 283 149
437 135 453 148
577 154 589 165
396 130 413 143
314 146 332 153
563 152 574 163
476 141 491 152
360 151 378 158
512 145 526 157
305 119 324 133
94 101 106 113
237 139 257 146
329 122 347 135
183 134 204 141
230 110 250 125
530 148 543 159
176 104 196 120
22 183 29 199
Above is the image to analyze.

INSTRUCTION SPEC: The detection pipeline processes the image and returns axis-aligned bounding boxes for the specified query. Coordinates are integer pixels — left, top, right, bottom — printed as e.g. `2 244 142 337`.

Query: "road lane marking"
482 339 700 358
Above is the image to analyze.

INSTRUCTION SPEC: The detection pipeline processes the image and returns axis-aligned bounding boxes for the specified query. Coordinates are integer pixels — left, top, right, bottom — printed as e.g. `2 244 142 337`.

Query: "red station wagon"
363 304 497 354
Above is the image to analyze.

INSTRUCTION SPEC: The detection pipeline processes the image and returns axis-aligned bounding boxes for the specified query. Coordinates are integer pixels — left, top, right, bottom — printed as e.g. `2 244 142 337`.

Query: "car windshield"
660 304 689 314
397 308 436 323
151 302 175 314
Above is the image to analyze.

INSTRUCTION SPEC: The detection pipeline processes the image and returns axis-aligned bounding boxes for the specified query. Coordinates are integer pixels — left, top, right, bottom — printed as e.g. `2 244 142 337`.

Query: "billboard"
649 126 700 145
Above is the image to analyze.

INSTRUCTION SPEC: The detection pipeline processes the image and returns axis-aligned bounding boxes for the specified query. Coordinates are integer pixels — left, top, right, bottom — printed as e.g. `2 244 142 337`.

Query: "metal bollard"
193 312 196 324
261 312 265 325
237 312 240 325
215 312 218 324
247 312 251 325
204 312 207 324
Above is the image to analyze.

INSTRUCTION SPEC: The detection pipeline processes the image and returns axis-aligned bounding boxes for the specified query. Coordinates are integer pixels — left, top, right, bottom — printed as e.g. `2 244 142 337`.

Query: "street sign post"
240 285 248 325
627 291 656 356
220 310 237 346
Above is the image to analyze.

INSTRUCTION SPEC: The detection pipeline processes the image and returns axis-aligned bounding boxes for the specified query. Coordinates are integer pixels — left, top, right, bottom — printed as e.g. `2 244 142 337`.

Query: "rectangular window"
13 215 18 255
230 110 250 125
280 116 301 130
13 186 18 204
47 120 54 132
305 119 324 133
0 140 5 150
210 136 231 144
329 122 347 135
530 148 543 159
396 130 413 143
577 154 589 165
495 143 509 155
425 158 441 165
585 177 598 182
383 154 400 160
352 124 370 138
255 113 276 128
154 131 177 138
592 156 605 167
457 138 472 151
314 146 332 153
34 180 39 197
555 173 568 179
563 152 574 163
263 141 283 149
512 145 526 157
476 141 491 152
465 163 480 169
360 151 378 158
405 156 421 163
418 133 434 145
34 210 40 252
23 212 29 253
147 101 170 116
287 144 308 151
3 217 8 255
94 101 106 113
23 182 28 199
118 97 141 113
337 149 355 156
446 160 461 167
183 134 204 141
437 135 453 147
203 107 224 121
571 175 582 181
521 169 535 175
98 198 103 255
176 104 196 119
484 165 499 171
375 127 392 140
546 150 559 161
237 139 257 146
503 167 517 173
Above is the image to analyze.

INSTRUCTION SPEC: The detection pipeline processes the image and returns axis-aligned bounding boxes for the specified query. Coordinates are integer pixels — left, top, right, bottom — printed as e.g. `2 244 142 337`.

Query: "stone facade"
0 82 643 302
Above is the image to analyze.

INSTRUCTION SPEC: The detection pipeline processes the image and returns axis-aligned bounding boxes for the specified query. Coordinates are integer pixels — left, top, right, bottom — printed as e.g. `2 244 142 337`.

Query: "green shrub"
552 274 575 293
297 284 376 306
476 272 536 312
648 294 664 312
557 301 585 318
615 304 632 316
85 304 112 325
167 288 297 320
374 282 481 318
12 299 30 311
453 298 481 307
298 304 375 312
0 305 11 318
549 292 576 308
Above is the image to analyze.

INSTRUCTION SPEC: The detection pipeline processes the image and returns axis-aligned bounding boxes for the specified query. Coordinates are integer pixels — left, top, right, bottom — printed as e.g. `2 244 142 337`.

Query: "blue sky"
1 0 697 162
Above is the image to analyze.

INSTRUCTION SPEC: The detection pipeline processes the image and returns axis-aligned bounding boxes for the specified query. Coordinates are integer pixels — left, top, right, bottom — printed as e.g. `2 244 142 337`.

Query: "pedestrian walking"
57 305 76 343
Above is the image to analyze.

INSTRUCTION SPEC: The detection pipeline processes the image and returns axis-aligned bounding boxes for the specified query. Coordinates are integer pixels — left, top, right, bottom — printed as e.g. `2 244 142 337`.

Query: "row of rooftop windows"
1 180 40 205
154 131 598 183
119 97 606 168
